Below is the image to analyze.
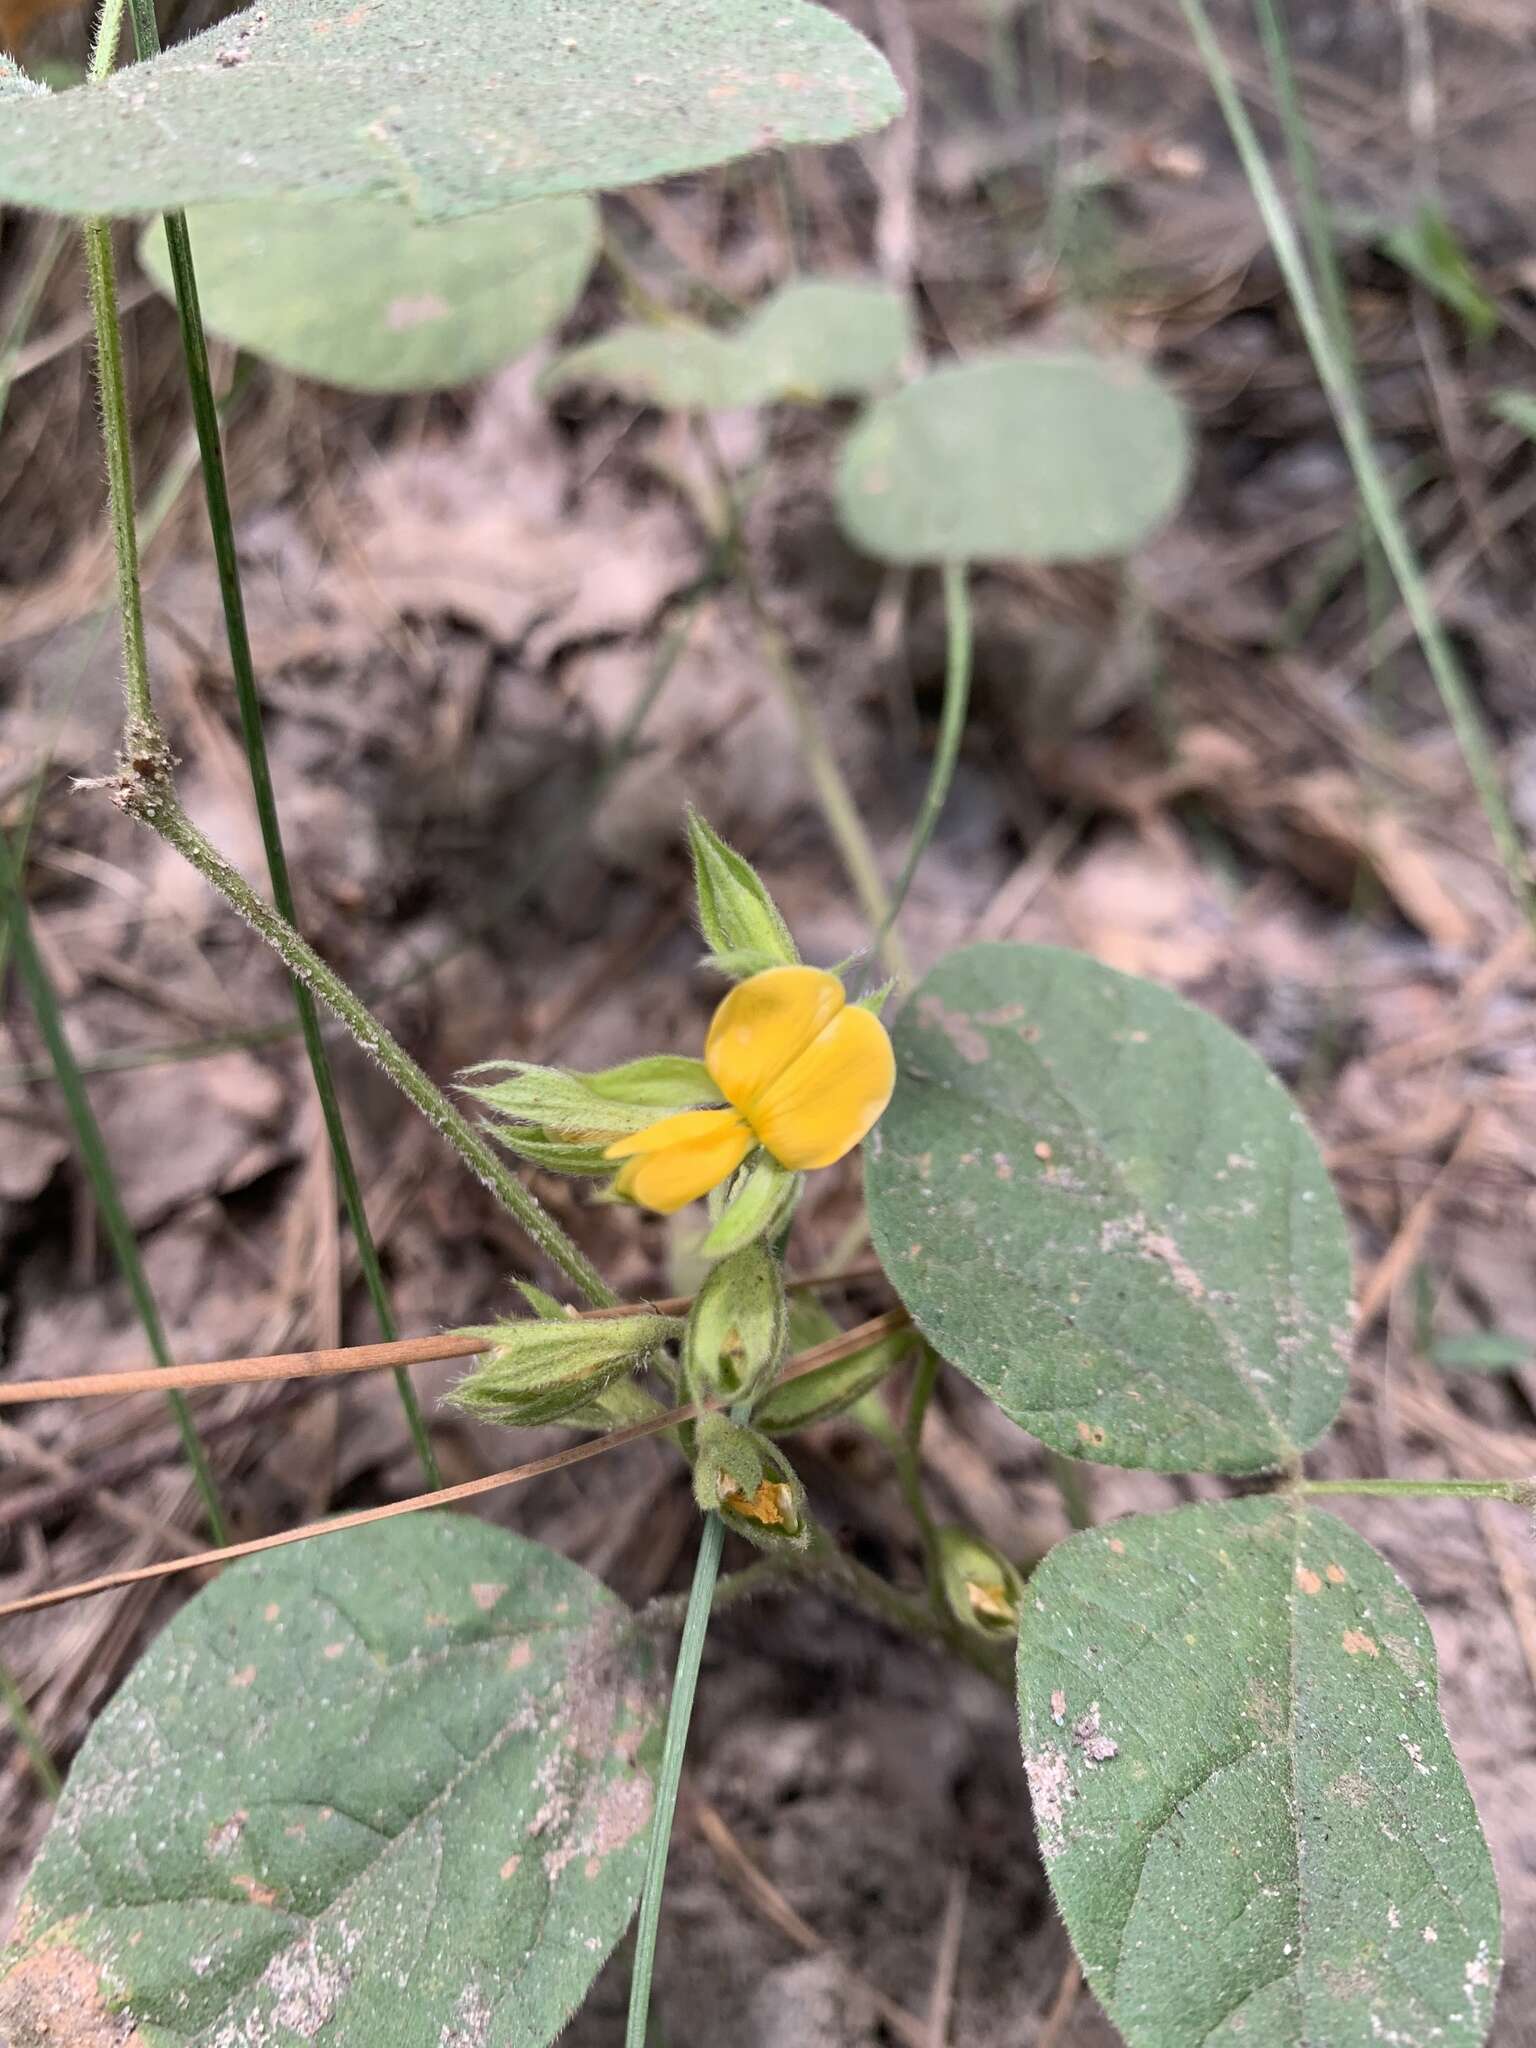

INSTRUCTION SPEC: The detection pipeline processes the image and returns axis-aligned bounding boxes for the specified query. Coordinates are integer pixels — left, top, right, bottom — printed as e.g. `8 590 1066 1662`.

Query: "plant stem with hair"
120 0 439 1485
875 561 973 959
78 168 614 1312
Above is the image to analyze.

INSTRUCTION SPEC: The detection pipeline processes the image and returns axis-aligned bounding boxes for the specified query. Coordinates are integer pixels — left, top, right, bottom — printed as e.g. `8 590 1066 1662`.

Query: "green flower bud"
488 1127 620 1176
517 1281 570 1321
756 1327 917 1435
563 1378 672 1431
683 1244 787 1404
700 1152 801 1259
447 1312 681 1428
936 1527 1026 1639
686 808 798 978
692 1414 808 1550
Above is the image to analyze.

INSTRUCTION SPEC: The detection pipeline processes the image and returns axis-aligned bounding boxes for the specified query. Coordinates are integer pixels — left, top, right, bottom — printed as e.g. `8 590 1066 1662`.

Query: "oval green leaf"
866 944 1353 1473
1018 1497 1500 2048
545 276 911 410
138 196 599 392
0 1516 661 2047
0 1 901 221
836 352 1191 564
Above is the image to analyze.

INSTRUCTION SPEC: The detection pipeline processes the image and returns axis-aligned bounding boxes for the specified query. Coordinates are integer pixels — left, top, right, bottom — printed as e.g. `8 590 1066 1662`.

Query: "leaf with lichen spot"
0 1517 661 2047
545 277 911 410
0 0 902 221
867 943 1353 1473
139 196 599 393
1018 1498 1500 2048
837 352 1190 565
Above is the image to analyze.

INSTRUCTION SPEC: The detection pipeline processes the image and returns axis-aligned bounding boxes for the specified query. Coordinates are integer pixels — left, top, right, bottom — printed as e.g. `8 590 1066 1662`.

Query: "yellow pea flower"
603 966 895 1214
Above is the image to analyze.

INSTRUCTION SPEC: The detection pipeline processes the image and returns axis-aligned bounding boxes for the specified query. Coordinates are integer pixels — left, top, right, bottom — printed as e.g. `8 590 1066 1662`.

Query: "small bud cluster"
445 811 913 1566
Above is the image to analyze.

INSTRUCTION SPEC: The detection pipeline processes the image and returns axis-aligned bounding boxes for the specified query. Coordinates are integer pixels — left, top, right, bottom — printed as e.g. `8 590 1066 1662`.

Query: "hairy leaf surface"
837 353 1189 564
0 1516 660 2047
867 944 1353 1472
0 0 901 219
140 196 598 392
1018 1498 1500 2048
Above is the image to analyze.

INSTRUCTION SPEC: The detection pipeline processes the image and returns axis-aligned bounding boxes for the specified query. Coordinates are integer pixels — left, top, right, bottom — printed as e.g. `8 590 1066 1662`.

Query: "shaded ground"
3 2 1536 2042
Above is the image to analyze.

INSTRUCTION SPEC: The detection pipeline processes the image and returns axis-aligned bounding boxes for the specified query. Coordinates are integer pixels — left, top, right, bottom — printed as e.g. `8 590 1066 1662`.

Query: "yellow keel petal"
747 1004 895 1170
606 1109 753 1214
705 966 846 1112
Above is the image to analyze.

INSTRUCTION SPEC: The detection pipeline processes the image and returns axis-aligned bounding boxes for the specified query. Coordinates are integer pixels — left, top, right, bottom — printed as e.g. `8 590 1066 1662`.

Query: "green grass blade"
1178 0 1536 936
0 1655 61 1799
624 1509 725 2048
0 830 230 1544
121 0 438 1490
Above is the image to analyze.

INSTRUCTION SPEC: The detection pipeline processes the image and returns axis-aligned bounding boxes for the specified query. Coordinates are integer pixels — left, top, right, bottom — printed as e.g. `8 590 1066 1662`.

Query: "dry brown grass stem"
0 1262 887 1407
0 1310 911 1620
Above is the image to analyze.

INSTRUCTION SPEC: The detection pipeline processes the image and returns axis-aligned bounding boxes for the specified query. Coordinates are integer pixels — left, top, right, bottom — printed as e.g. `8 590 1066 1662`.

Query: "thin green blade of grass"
0 581 698 1092
1179 0 1536 937
78 56 619 1320
0 360 257 1015
623 1508 725 2048
0 218 67 445
119 0 438 1492
0 1655 61 1800
0 829 231 1544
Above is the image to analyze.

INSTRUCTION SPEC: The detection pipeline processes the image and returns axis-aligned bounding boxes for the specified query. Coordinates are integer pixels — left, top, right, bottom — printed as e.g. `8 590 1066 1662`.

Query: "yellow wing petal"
705 966 846 1114
747 1004 895 1171
606 1108 753 1214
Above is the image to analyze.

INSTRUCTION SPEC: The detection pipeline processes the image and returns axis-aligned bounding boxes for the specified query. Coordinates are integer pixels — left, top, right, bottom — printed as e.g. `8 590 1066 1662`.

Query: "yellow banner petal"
747 1004 894 1171
705 966 845 1112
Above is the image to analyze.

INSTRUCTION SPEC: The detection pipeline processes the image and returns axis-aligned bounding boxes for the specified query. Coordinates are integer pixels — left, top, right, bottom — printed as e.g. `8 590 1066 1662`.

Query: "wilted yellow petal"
705 966 845 1114
747 1004 895 1170
964 1578 1018 1625
605 1109 753 1214
721 1480 796 1528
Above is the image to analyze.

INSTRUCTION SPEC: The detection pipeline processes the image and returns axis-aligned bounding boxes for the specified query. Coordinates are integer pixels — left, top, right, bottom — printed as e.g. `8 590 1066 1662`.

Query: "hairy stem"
79 176 612 1312
116 787 616 1305
875 561 973 959
88 0 127 75
751 603 910 981
1298 1477 1536 1506
642 1530 1011 1679
122 0 438 1486
690 415 910 981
